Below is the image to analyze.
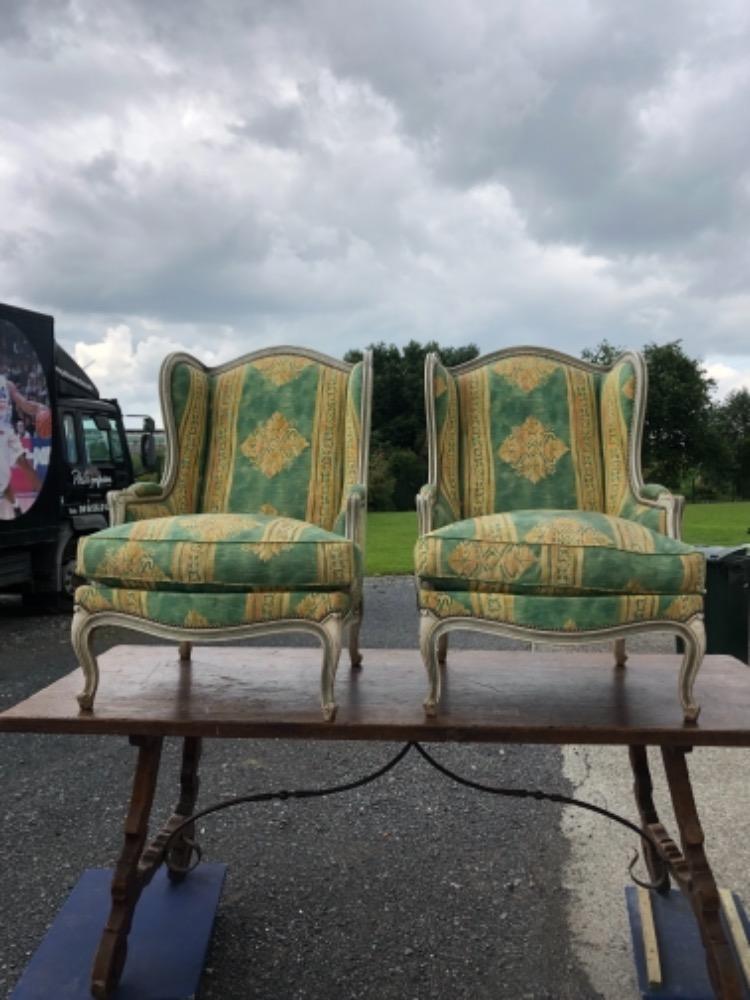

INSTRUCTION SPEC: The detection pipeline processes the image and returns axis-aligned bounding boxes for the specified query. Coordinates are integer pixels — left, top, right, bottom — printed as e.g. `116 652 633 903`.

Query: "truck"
0 302 150 608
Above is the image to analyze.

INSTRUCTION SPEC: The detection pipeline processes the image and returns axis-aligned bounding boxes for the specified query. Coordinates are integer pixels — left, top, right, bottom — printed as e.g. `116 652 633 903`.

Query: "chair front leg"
679 616 706 723
71 605 100 711
319 615 344 721
420 611 441 716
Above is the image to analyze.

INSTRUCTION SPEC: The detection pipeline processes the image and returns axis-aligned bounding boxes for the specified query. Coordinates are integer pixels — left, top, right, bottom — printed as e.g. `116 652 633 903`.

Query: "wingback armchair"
415 347 706 722
73 346 372 720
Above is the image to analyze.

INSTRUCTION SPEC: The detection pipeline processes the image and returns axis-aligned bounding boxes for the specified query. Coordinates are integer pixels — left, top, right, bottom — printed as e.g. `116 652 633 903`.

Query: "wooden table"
2 645 750 998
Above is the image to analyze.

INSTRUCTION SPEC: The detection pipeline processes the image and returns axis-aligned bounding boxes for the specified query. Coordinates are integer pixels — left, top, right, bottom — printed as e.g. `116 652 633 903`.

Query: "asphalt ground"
1 579 748 999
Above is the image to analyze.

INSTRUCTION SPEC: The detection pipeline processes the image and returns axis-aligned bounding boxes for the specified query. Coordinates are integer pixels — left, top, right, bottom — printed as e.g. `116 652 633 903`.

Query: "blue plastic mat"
10 863 226 999
626 885 750 999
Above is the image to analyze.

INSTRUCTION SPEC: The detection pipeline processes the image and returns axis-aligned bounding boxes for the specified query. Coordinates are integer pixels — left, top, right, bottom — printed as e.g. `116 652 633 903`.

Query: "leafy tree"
582 339 727 496
641 341 717 491
345 340 478 454
716 388 750 498
581 339 625 366
389 447 426 510
345 340 478 508
367 449 396 510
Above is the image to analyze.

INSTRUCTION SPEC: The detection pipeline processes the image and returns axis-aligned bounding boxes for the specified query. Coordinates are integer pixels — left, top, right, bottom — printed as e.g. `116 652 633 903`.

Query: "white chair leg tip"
322 702 338 722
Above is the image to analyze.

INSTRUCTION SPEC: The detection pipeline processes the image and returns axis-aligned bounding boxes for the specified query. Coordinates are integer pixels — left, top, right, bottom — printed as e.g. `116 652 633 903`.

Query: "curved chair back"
427 347 647 522
159 348 370 531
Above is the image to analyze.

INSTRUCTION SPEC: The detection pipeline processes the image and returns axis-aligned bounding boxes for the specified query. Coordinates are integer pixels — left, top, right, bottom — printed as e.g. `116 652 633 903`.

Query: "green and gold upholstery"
415 510 703 600
78 514 360 593
73 348 371 719
417 347 706 721
76 584 350 629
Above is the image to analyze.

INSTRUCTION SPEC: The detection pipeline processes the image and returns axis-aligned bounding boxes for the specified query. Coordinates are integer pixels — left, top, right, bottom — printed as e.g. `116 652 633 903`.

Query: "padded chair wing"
599 353 683 538
110 356 210 525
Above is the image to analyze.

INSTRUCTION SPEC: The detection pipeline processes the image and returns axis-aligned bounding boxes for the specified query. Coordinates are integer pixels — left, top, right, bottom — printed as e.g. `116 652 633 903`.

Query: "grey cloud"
0 0 748 410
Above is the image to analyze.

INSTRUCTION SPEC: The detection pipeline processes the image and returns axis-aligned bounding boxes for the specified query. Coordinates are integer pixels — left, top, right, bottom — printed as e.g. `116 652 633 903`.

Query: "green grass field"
366 501 750 574
681 501 750 547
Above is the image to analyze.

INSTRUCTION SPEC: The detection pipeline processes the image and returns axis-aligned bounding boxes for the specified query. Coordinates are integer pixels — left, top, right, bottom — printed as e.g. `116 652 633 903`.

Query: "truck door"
62 410 130 522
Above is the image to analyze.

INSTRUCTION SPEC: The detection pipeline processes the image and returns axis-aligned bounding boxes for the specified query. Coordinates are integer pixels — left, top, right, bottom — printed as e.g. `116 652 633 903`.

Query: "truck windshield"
82 415 124 465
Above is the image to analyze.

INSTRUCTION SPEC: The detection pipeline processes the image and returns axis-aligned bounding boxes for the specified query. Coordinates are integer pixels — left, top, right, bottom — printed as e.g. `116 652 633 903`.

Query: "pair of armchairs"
72 346 705 723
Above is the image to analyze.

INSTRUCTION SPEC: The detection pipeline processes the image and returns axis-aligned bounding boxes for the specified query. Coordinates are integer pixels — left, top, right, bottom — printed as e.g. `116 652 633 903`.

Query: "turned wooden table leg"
628 745 670 893
91 735 164 1000
661 746 744 1000
167 736 202 882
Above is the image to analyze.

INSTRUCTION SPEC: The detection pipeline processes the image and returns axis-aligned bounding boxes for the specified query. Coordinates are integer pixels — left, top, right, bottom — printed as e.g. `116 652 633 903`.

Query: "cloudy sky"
1 0 749 419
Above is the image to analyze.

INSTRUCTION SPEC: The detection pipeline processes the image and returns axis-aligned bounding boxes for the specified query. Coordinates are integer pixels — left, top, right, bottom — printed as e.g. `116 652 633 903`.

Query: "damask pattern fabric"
456 358 604 518
77 350 364 637
78 513 360 592
75 583 351 628
415 510 704 596
419 588 702 630
199 356 349 531
428 353 670 531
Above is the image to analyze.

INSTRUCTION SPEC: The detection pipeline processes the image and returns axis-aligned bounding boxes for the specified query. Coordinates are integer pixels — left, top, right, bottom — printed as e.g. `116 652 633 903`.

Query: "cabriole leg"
320 615 344 721
72 606 99 711
420 612 441 716
679 617 705 723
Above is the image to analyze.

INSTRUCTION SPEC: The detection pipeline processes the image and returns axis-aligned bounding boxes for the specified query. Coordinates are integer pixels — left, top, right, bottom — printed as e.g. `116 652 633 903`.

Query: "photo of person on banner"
0 326 52 520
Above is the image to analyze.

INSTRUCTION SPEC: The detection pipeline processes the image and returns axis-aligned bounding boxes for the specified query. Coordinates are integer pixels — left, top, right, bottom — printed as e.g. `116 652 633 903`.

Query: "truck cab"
1 304 144 606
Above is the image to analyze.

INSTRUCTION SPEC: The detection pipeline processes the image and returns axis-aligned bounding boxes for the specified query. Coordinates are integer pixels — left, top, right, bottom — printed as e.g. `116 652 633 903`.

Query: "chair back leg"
614 638 627 668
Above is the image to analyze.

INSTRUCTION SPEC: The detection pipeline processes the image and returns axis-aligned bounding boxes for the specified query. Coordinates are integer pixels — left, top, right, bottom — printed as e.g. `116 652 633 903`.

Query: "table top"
2 646 750 746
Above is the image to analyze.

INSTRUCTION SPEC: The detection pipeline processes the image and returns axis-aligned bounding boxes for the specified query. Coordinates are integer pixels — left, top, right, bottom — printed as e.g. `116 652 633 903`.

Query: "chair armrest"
627 484 686 540
107 482 173 526
640 482 671 501
417 483 460 535
340 484 367 549
417 484 436 535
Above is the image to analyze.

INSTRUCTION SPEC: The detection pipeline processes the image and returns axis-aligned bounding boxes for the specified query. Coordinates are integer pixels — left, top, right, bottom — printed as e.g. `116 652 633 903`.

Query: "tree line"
344 340 750 510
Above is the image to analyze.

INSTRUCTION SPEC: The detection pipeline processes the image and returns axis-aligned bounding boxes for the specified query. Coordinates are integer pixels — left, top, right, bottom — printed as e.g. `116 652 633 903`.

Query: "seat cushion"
77 513 360 593
415 510 704 596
